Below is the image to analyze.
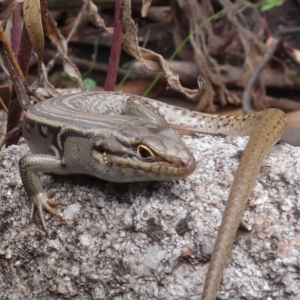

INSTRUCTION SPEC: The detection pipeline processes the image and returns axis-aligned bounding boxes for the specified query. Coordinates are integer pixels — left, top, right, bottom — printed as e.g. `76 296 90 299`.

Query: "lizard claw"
29 191 64 233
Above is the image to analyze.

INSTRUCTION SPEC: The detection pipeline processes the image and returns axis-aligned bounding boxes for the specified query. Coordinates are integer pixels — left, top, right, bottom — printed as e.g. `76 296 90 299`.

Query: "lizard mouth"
106 153 197 182
134 154 197 179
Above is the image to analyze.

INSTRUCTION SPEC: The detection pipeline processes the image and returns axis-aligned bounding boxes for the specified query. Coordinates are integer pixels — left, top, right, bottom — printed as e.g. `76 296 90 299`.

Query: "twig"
242 26 300 114
0 96 8 113
283 46 300 70
46 4 86 73
0 26 30 110
0 124 22 150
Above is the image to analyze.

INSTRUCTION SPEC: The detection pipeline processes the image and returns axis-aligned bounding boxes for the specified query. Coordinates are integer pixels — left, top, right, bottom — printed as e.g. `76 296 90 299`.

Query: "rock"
0 135 299 300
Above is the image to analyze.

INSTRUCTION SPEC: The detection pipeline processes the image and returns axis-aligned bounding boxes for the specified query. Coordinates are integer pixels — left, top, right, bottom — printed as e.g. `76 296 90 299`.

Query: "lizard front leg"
19 154 65 232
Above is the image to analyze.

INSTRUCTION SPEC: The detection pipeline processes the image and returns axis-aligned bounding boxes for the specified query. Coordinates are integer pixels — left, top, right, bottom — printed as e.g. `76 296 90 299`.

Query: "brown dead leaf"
44 6 84 91
83 0 113 34
0 24 30 109
120 0 204 100
23 0 44 83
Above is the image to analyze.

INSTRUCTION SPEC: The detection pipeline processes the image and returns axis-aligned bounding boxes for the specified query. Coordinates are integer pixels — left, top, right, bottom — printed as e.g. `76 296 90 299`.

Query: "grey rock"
0 135 299 300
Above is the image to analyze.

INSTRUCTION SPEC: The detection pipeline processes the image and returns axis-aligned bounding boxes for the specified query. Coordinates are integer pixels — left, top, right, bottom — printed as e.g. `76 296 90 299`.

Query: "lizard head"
90 118 197 182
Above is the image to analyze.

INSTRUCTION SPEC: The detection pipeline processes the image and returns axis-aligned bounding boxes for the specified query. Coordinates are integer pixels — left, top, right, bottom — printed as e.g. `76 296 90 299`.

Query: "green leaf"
83 78 96 90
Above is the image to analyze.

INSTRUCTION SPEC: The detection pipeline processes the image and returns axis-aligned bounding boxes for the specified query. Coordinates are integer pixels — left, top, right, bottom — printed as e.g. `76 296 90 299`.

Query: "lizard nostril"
176 157 197 175
178 161 186 168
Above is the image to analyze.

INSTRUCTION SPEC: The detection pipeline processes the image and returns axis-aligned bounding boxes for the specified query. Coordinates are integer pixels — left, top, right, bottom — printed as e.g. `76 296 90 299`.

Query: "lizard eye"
137 144 155 160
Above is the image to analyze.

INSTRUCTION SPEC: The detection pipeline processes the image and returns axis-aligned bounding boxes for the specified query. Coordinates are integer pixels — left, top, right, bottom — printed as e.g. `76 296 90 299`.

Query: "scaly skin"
20 91 288 299
125 93 287 299
199 109 287 300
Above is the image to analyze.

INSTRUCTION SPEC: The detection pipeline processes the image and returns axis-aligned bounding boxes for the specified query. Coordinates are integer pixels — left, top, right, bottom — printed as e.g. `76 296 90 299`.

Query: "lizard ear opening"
137 144 155 160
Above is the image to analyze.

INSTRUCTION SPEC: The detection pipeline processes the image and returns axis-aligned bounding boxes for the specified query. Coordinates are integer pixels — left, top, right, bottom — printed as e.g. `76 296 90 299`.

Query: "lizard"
19 91 287 300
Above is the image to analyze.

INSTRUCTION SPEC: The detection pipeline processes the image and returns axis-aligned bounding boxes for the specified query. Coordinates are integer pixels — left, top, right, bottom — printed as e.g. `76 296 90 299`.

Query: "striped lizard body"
20 91 287 300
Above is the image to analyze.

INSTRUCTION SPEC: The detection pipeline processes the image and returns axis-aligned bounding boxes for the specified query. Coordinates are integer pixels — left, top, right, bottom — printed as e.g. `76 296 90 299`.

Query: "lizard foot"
29 191 64 233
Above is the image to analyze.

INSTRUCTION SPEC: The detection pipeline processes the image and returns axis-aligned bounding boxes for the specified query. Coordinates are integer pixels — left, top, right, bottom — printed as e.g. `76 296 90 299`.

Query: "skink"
19 91 287 300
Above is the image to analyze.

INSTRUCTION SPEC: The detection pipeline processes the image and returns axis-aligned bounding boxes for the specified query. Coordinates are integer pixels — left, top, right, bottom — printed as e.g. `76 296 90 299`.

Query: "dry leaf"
121 0 204 100
0 24 30 109
83 0 113 34
44 7 84 91
23 0 44 83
